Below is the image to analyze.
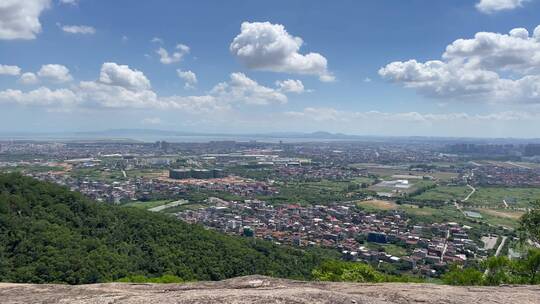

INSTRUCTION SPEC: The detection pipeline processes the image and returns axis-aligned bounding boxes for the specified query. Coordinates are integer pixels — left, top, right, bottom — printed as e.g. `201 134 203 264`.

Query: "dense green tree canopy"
520 201 540 244
0 174 333 284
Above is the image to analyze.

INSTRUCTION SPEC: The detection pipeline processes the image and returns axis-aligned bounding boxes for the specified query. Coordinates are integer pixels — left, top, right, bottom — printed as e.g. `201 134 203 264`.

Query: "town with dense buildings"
177 198 486 277
1 138 539 278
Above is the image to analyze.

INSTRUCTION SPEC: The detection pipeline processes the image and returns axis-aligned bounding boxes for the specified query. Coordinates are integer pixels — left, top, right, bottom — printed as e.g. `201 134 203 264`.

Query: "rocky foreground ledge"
1 275 539 304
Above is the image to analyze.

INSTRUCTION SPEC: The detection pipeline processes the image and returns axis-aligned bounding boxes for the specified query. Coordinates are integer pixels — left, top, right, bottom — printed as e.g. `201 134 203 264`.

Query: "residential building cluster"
472 164 540 187
176 199 485 276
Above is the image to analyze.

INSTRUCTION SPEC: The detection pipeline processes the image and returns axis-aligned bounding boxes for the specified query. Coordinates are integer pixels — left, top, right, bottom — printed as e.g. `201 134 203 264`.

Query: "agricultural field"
357 199 398 211
126 169 167 178
69 167 126 182
428 171 459 181
225 166 275 181
359 202 468 226
479 209 525 220
397 201 522 230
160 203 207 213
399 205 468 225
0 164 65 174
466 187 540 208
351 176 376 185
351 163 414 178
148 199 188 212
472 208 524 229
351 163 460 182
410 186 471 202
122 200 173 210
260 180 371 205
365 242 408 257
265 180 349 204
358 197 515 239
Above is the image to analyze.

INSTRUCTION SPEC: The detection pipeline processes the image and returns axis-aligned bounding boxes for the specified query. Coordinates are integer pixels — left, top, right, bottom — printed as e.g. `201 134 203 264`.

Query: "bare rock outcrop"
0 275 538 304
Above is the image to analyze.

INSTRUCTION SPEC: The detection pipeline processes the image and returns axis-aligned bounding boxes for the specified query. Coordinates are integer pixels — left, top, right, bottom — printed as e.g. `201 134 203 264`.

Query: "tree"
482 256 514 285
513 249 540 284
442 266 484 286
0 173 334 284
312 261 384 283
520 201 540 243
524 250 540 284
518 201 540 284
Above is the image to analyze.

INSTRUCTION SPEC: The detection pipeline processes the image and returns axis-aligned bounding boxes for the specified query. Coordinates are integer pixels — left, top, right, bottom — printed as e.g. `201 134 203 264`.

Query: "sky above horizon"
2 0 540 137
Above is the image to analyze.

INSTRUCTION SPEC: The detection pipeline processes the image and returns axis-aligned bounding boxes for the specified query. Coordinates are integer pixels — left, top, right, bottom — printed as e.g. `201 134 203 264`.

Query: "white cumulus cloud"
59 0 78 5
77 80 158 108
98 62 151 91
476 0 528 14
61 24 96 34
37 64 73 83
0 64 21 76
276 79 305 93
0 62 296 113
151 37 163 44
230 21 334 82
19 72 38 84
211 72 287 105
156 44 190 64
177 69 197 89
0 0 50 40
379 25 540 104
0 87 78 106
159 95 229 114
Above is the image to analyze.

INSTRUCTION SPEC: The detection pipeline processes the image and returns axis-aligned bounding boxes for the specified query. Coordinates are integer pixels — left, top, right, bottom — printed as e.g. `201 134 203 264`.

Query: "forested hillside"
0 174 333 284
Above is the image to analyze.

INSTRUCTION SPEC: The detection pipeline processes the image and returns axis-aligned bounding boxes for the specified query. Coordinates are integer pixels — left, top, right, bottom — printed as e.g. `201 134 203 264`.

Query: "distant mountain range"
73 129 356 139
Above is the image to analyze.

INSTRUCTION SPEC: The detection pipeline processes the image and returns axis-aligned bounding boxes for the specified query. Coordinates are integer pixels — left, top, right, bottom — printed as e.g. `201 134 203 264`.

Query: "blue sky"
2 0 540 137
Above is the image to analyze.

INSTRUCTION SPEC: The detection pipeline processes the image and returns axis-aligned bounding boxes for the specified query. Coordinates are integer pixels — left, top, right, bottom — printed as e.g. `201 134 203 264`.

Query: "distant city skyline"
2 0 540 137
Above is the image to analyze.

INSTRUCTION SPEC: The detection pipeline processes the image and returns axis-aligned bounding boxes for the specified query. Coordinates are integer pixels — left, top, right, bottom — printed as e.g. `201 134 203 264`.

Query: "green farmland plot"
466 187 540 208
123 200 173 210
410 186 471 202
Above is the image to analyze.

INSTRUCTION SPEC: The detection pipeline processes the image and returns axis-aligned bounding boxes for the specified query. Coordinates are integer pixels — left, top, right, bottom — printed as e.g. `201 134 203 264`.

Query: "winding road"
484 236 508 277
463 184 476 202
495 236 508 257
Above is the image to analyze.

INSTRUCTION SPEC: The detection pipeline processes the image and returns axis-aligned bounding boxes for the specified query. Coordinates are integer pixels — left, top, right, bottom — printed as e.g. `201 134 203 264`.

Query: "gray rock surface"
0 275 538 304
